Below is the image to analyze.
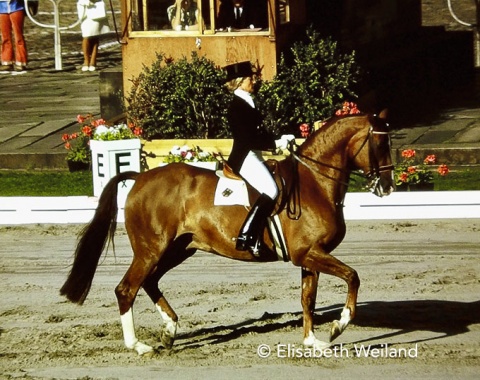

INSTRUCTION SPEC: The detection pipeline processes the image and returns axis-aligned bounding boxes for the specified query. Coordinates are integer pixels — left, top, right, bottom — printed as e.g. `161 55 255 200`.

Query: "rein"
283 125 394 217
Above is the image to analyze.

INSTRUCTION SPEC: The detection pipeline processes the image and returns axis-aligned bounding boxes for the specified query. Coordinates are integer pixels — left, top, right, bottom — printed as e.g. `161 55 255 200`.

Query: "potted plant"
163 145 219 170
62 114 142 170
395 149 450 191
62 114 143 196
62 115 102 171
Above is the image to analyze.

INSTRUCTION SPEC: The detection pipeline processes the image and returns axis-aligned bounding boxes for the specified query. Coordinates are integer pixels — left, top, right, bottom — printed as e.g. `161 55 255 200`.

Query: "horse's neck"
298 122 359 203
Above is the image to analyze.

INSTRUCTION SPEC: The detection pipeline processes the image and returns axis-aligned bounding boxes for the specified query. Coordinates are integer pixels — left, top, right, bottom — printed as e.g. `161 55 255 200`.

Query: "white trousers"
239 151 278 200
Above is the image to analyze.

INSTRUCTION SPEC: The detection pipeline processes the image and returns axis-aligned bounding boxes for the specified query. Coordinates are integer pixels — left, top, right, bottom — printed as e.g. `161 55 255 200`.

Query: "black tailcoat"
226 95 276 173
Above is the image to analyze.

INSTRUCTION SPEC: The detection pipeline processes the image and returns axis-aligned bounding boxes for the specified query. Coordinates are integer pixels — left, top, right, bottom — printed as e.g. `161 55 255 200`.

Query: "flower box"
158 161 219 171
142 138 303 169
186 161 218 170
143 139 232 168
90 139 141 197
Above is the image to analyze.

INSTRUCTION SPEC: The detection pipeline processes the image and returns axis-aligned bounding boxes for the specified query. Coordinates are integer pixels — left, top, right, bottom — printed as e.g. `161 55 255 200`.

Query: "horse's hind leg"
142 253 196 349
142 240 196 350
116 255 160 356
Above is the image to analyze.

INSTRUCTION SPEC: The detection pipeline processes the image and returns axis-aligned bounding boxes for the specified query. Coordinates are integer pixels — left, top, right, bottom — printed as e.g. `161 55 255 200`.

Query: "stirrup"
235 234 253 251
250 240 276 261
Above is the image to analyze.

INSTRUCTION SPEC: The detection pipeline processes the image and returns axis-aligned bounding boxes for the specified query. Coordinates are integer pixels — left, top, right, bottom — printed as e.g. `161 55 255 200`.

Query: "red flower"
61 133 69 142
437 164 449 176
299 123 310 138
407 166 417 174
82 126 93 137
424 154 436 164
76 114 86 123
64 142 71 150
91 118 106 127
335 101 360 116
399 172 409 182
401 149 416 159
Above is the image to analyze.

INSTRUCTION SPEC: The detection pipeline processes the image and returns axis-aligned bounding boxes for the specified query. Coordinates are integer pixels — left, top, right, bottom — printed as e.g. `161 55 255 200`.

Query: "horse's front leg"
301 268 330 349
298 248 360 343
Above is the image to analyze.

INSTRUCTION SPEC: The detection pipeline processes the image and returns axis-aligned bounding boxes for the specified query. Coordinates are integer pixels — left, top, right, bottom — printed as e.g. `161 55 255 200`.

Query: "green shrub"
256 29 360 135
125 52 232 140
125 30 360 139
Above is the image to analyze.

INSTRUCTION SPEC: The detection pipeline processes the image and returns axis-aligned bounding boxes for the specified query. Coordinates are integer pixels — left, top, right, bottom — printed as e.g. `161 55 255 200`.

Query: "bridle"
292 125 394 184
283 124 394 219
354 126 395 179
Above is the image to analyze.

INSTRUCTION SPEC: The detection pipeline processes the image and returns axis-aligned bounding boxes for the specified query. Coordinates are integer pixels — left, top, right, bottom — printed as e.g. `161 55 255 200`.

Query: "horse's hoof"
160 331 175 349
303 331 331 349
329 320 342 342
134 341 154 356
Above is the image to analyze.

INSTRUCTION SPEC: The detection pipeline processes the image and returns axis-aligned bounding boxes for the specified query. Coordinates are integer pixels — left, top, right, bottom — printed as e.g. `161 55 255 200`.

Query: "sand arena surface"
0 219 479 379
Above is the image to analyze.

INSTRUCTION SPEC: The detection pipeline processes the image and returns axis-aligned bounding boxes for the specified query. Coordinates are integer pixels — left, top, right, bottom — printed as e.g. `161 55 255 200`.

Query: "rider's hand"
275 135 295 150
281 134 295 143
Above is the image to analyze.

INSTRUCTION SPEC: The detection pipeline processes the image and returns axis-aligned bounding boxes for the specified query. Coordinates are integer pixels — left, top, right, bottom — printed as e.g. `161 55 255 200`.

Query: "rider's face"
240 76 255 93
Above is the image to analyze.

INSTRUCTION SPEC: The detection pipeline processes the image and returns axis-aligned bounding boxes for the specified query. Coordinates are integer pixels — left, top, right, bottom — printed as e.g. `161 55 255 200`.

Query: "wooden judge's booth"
118 0 307 92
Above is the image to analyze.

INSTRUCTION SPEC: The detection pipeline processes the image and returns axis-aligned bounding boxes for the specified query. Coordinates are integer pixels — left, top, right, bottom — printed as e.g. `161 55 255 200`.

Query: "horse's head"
349 109 395 197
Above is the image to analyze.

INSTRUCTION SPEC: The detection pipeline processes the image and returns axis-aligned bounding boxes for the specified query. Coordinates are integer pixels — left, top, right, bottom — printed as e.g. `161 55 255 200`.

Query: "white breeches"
239 150 278 200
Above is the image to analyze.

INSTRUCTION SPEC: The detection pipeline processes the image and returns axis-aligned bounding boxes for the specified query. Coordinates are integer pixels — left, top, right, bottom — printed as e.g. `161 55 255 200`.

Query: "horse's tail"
60 171 140 305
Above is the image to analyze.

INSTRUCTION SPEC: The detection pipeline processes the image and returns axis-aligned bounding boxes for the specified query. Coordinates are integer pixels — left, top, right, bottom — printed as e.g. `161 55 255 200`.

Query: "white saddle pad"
214 171 250 206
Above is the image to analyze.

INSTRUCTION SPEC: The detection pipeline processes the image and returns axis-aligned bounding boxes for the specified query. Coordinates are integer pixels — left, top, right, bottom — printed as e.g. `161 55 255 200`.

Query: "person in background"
167 0 199 31
224 61 294 257
0 0 28 72
77 0 110 72
217 0 267 30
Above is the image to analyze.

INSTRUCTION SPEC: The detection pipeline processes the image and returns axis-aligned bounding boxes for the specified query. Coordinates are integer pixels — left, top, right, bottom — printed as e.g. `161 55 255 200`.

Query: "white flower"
184 152 193 161
180 145 190 153
94 125 109 136
198 151 210 159
170 145 181 155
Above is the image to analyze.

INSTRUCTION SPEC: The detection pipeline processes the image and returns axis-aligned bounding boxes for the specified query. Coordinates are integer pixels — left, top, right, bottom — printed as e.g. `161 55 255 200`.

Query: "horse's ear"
378 109 388 120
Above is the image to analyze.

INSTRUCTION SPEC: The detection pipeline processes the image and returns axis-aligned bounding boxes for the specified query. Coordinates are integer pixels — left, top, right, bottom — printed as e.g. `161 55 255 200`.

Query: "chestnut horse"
60 110 394 355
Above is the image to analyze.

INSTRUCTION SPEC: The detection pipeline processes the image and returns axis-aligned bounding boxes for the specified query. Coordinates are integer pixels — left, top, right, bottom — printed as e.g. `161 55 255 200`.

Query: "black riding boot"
236 193 275 252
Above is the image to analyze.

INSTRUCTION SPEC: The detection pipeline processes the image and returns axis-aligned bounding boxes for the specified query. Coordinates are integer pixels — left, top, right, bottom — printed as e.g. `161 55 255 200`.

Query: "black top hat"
224 61 253 82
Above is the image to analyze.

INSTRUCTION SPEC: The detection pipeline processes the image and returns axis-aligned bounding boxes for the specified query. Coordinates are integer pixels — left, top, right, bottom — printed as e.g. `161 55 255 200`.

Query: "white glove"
275 138 288 150
275 135 295 150
282 134 295 143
